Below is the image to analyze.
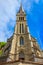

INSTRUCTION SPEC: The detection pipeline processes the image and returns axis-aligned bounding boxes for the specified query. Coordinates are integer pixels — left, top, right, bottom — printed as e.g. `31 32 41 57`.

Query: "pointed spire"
20 2 22 11
16 2 26 16
18 2 23 13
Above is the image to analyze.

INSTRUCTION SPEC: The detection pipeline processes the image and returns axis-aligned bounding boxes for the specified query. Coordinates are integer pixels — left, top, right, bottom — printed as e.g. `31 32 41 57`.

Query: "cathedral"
1 4 43 65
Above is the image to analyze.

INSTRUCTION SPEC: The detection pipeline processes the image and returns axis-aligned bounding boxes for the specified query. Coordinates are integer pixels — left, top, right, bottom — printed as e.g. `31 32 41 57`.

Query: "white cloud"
22 0 33 12
22 0 40 13
0 31 6 42
0 0 21 41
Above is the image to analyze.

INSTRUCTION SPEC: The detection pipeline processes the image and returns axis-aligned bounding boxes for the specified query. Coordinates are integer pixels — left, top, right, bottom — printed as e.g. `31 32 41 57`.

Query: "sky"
0 0 43 50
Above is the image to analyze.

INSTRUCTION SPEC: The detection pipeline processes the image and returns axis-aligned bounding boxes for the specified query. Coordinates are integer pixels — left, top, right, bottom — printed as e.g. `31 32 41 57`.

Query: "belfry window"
19 17 24 20
19 52 25 60
22 17 24 20
20 37 24 45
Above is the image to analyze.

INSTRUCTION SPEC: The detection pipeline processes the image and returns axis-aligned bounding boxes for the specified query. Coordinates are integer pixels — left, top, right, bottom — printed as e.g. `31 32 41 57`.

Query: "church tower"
8 4 34 61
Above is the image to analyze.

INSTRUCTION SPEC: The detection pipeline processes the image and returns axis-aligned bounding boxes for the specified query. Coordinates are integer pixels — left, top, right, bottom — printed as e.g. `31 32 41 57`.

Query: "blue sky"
0 0 43 50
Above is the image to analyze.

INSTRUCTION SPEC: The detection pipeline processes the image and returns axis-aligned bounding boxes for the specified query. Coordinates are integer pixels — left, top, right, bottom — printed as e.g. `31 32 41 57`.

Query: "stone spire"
20 3 22 11
17 3 25 14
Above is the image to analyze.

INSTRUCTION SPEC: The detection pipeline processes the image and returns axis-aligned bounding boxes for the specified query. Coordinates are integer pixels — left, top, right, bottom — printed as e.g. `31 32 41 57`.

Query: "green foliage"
0 50 2 56
0 42 6 56
0 42 6 49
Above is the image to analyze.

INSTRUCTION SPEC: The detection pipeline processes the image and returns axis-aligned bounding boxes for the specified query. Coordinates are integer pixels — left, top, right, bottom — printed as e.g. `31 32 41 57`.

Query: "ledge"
0 60 43 65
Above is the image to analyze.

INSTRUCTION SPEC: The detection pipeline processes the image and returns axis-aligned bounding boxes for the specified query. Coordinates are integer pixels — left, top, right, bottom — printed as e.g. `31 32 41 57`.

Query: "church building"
1 4 43 65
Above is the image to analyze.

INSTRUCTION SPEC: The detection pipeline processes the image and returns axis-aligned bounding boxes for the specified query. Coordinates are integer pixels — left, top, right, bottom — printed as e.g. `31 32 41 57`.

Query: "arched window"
19 51 25 60
20 24 21 33
20 37 24 45
20 24 24 33
22 24 24 33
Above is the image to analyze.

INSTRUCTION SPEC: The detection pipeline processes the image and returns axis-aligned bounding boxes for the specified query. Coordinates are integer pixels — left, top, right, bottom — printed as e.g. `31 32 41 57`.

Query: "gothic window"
20 24 21 33
20 37 24 45
22 24 24 33
20 24 24 33
19 51 25 60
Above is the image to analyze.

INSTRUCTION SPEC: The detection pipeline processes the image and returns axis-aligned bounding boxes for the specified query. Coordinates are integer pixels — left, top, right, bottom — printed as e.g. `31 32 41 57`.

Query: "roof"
31 36 36 42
